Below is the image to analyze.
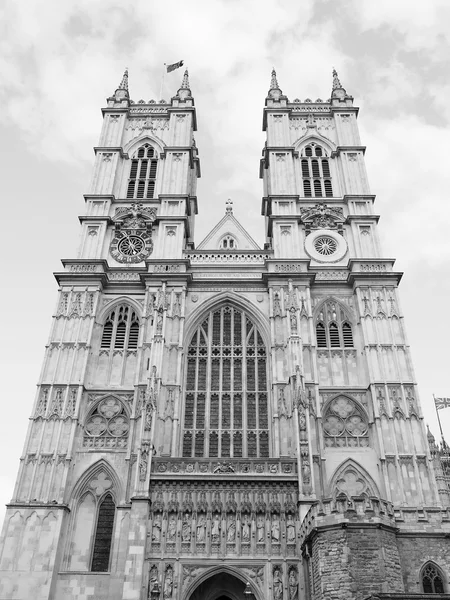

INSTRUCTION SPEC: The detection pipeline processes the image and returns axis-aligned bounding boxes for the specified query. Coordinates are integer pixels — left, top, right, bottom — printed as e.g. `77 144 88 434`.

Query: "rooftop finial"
332 68 342 90
226 198 233 214
180 69 190 90
118 68 129 92
270 68 279 91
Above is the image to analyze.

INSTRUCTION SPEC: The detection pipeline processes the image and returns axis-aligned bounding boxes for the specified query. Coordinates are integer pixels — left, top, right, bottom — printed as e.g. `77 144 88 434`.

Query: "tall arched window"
315 300 354 348
301 144 333 198
422 563 445 593
126 144 158 199
182 305 269 458
91 493 115 571
101 305 140 350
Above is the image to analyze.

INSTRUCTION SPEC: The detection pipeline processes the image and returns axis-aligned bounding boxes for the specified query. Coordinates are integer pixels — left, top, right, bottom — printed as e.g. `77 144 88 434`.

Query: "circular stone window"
304 229 348 263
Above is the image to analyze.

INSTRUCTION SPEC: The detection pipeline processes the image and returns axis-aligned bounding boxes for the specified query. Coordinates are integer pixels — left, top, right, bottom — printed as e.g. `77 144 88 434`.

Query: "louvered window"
182 305 269 458
315 300 354 348
126 144 158 199
100 305 140 350
91 494 115 572
301 144 333 198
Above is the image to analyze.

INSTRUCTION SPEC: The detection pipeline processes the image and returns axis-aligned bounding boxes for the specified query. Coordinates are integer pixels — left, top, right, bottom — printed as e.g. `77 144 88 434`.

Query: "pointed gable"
197 202 261 250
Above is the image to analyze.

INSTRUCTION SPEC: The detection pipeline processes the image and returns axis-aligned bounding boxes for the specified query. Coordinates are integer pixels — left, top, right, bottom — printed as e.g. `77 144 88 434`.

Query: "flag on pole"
166 60 184 73
435 397 450 410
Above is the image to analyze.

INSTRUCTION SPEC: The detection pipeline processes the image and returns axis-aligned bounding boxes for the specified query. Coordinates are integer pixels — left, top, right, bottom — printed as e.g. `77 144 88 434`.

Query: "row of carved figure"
151 512 297 545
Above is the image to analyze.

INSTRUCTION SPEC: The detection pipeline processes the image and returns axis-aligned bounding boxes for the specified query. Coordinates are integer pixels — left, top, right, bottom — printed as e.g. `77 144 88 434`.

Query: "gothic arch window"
126 143 158 199
301 144 333 198
421 563 446 593
323 396 369 448
182 304 269 458
220 235 237 249
83 396 130 449
315 300 354 348
101 305 140 350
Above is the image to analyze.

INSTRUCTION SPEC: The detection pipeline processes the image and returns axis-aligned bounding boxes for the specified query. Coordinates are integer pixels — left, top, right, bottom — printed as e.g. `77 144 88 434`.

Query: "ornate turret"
330 67 353 105
267 68 284 101
108 67 130 107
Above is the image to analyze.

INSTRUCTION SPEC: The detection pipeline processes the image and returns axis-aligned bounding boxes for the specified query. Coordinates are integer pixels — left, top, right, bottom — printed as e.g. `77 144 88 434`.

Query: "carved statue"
271 516 280 542
242 514 251 542
289 570 298 600
211 513 221 541
286 515 296 543
152 514 162 542
182 513 191 542
167 515 177 540
196 514 206 542
227 514 236 542
273 568 283 600
164 567 173 599
257 515 265 542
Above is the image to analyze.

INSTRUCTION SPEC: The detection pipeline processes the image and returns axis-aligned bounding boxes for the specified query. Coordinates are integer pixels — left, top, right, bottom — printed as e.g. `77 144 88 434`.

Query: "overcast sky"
1 0 450 523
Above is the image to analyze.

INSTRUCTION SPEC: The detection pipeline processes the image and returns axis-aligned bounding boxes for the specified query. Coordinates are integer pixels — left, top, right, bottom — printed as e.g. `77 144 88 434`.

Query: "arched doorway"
187 572 249 600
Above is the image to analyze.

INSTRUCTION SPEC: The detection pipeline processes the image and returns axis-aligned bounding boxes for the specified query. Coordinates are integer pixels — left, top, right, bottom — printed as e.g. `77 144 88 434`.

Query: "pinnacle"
270 67 279 91
180 69 190 90
332 67 342 90
118 68 129 92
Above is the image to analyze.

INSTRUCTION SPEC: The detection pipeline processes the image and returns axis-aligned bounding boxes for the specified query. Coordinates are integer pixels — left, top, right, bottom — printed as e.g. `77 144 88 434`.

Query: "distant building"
0 67 449 600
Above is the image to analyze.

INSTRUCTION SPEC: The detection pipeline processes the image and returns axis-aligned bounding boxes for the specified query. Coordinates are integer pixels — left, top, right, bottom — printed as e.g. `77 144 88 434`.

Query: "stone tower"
0 68 449 600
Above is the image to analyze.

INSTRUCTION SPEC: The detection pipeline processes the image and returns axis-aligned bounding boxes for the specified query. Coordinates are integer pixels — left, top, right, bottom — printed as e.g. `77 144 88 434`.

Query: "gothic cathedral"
0 68 449 600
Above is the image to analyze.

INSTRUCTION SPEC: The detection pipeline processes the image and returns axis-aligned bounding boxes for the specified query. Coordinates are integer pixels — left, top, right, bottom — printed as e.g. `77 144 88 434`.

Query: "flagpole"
434 394 445 442
159 64 166 101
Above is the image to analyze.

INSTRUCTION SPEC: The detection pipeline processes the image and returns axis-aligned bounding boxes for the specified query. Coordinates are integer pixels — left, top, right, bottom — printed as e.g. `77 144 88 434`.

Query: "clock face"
110 229 153 263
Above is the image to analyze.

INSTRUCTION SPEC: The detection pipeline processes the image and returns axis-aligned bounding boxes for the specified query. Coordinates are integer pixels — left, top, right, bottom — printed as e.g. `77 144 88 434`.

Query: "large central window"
182 305 269 458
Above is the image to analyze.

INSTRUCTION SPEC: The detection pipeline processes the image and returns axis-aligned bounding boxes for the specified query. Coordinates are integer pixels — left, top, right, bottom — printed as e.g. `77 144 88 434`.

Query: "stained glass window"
182 305 269 457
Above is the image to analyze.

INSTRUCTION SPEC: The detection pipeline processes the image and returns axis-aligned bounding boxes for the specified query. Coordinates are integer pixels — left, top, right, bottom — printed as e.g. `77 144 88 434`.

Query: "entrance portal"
188 572 248 600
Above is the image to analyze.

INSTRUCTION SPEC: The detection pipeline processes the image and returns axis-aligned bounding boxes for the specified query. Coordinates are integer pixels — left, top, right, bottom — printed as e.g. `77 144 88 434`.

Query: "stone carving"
164 388 175 420
153 491 164 513
290 309 298 333
226 491 237 513
196 514 206 542
256 515 265 542
241 514 251 542
172 293 182 317
182 513 192 542
168 492 179 513
211 513 221 540
288 568 298 600
149 564 159 593
57 293 69 316
271 516 280 542
50 388 64 417
273 291 282 317
152 514 162 541
164 566 173 600
227 514 236 542
213 462 235 473
273 567 283 600
139 443 149 481
241 491 252 514
300 203 345 235
286 515 296 543
167 515 177 540
255 492 266 513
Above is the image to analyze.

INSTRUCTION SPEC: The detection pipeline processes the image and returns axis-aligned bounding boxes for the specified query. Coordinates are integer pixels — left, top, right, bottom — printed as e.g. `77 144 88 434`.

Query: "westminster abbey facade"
0 68 449 600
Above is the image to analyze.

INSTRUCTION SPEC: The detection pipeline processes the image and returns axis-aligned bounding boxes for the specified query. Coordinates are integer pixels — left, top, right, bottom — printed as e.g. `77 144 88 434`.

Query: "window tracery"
126 143 158 199
182 305 269 458
421 563 445 593
83 396 130 449
323 396 369 448
91 493 115 572
301 144 333 198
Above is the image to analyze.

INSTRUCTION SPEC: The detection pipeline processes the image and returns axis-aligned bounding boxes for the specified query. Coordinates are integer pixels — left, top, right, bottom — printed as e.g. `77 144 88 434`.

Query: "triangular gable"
197 209 261 250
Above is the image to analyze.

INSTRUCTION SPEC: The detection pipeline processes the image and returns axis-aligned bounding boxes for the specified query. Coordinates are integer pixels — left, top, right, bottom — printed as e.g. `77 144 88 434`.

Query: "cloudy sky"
1 0 450 522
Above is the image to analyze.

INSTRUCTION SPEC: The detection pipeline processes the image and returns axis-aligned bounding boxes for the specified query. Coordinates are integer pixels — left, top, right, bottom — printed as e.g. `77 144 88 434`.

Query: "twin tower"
0 68 449 600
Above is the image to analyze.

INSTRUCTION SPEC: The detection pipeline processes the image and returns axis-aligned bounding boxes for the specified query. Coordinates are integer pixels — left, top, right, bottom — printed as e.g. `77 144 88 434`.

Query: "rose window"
323 396 368 448
314 236 337 256
84 397 129 450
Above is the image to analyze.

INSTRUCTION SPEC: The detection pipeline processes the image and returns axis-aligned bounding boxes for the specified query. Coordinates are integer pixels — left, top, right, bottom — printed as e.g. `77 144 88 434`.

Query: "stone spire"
332 68 342 91
267 67 283 101
225 199 233 214
270 68 279 91
331 67 352 103
176 69 192 100
108 67 130 106
118 68 129 92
